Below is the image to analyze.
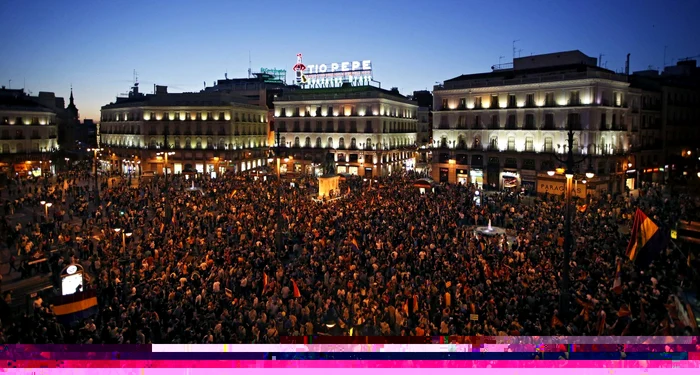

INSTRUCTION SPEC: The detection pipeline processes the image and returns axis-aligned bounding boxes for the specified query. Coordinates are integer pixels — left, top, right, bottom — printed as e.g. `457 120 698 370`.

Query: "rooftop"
102 90 265 111
439 51 628 90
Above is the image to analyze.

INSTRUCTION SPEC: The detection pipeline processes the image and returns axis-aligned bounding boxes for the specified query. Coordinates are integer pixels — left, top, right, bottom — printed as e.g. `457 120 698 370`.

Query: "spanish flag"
51 289 99 325
612 258 623 295
350 237 360 254
626 209 668 268
292 279 301 298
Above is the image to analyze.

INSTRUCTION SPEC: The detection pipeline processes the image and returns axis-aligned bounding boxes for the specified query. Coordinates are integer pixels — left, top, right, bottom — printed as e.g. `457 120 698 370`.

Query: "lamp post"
548 125 595 320
40 201 52 217
156 151 175 181
87 148 103 206
114 228 132 251
274 129 285 253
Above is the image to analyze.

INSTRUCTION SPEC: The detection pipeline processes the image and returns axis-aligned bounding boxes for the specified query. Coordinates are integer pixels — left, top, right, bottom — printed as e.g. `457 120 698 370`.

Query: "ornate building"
99 84 269 175
273 85 418 177
0 87 58 176
432 50 638 195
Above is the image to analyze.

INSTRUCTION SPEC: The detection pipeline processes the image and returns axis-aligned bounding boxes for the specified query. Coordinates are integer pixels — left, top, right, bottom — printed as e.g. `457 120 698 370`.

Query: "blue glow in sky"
1 0 697 120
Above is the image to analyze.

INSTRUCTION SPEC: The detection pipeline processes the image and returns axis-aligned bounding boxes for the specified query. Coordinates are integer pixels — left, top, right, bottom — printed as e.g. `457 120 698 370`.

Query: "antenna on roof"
598 54 604 67
248 51 252 79
499 56 505 65
518 49 523 58
512 40 520 60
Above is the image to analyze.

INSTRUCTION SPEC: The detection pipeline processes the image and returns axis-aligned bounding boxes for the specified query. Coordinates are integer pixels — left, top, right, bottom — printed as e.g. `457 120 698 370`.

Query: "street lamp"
156 151 176 180
547 124 595 321
87 147 103 206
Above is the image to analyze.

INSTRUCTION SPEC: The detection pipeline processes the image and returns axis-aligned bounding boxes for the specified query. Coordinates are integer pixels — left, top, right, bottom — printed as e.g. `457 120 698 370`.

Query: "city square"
1 2 700 349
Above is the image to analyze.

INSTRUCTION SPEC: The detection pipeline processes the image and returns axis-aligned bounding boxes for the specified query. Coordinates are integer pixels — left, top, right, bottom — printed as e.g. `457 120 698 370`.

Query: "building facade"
273 85 418 177
0 87 59 176
99 84 269 176
432 50 636 195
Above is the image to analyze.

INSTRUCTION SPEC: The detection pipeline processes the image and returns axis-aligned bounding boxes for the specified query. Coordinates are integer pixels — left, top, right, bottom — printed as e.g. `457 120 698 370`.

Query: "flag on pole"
350 237 360 253
626 209 668 267
292 279 301 298
612 258 623 295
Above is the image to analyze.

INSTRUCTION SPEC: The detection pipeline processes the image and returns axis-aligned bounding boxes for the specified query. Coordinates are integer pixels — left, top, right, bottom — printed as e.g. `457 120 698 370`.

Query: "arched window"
207 137 213 149
365 138 372 150
338 137 345 149
294 137 300 147
150 139 157 148
196 137 202 149
280 136 286 147
315 137 322 148
350 138 357 149
304 137 311 147
219 139 225 149
185 138 191 149
327 137 334 148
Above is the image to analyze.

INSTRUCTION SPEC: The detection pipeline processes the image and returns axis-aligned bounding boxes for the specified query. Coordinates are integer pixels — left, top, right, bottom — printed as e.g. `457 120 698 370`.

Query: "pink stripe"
7 360 700 368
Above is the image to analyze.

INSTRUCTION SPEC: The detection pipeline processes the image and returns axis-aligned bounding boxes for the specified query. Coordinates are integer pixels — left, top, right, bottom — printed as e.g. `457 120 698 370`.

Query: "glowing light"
547 170 556 176
143 113 151 121
536 100 544 107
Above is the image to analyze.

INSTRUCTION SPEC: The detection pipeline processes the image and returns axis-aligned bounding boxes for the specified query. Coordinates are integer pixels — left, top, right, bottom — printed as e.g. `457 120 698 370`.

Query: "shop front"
520 170 537 195
439 167 449 183
457 168 469 185
501 170 520 190
536 175 587 199
470 155 484 189
625 169 637 190
348 166 359 176
486 157 500 190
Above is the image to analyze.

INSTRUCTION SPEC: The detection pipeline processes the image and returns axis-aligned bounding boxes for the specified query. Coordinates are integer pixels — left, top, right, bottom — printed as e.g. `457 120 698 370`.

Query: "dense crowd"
0 167 698 344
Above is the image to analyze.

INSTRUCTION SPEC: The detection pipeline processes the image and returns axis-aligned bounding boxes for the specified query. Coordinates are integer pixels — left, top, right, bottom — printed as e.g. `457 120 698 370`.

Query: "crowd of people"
0 167 698 344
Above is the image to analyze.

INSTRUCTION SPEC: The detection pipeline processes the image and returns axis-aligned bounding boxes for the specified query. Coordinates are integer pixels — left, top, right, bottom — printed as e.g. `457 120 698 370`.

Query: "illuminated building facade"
273 85 418 177
0 87 58 177
432 50 638 195
99 84 269 176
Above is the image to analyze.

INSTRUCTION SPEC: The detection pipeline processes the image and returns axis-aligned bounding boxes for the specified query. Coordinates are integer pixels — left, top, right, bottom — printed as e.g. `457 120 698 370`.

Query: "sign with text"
294 53 373 88
537 179 587 198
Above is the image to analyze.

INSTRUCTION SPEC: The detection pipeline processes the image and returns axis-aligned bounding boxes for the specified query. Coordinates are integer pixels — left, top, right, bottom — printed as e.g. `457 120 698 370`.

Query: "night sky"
1 0 698 120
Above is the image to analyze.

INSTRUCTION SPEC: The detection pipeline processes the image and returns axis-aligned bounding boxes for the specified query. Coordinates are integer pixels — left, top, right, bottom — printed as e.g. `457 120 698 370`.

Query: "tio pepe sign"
306 60 372 75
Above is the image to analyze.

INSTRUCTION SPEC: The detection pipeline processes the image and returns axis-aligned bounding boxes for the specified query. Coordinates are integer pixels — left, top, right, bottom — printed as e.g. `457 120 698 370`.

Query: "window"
338 137 345 149
569 91 580 105
473 115 481 128
523 159 536 170
327 137 334 148
492 95 500 108
507 114 516 129
316 121 323 132
508 94 516 107
526 93 535 107
544 113 555 129
567 113 581 128
525 114 535 129
316 137 322 148
525 137 534 152
196 137 202 148
338 121 346 133
304 121 311 132
326 121 334 132
442 98 448 109
507 136 515 151
365 120 372 133
459 98 466 109
294 137 300 147
600 113 607 129
350 138 357 149
490 115 499 128
544 137 553 152
489 136 498 150
304 137 311 147
545 92 554 106
474 97 482 109
185 112 191 121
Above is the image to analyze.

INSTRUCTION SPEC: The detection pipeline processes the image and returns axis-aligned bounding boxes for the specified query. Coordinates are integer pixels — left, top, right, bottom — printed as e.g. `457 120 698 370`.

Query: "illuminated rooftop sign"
294 53 373 89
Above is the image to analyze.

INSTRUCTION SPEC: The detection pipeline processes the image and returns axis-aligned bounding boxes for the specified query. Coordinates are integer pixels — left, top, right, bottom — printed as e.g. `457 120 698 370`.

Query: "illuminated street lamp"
87 148 103 205
42 202 53 217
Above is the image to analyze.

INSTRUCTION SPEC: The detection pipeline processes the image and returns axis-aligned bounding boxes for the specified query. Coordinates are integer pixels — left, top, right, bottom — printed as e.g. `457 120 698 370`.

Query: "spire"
69 86 74 105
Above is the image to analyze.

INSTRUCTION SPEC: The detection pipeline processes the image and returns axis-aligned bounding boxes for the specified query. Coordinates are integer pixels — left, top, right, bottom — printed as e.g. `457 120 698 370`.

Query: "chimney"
625 54 630 76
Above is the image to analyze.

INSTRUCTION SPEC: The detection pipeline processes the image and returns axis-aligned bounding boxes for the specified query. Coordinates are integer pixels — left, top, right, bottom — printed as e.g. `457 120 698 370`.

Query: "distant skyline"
1 0 698 121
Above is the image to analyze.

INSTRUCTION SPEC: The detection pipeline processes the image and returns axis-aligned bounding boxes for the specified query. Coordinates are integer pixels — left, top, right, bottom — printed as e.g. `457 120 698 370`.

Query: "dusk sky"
1 0 698 121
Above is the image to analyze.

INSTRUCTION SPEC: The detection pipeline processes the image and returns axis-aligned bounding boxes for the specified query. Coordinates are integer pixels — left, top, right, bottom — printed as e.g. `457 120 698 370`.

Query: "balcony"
505 124 518 130
471 124 484 130
487 124 500 130
541 124 556 131
567 123 583 131
523 124 536 130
